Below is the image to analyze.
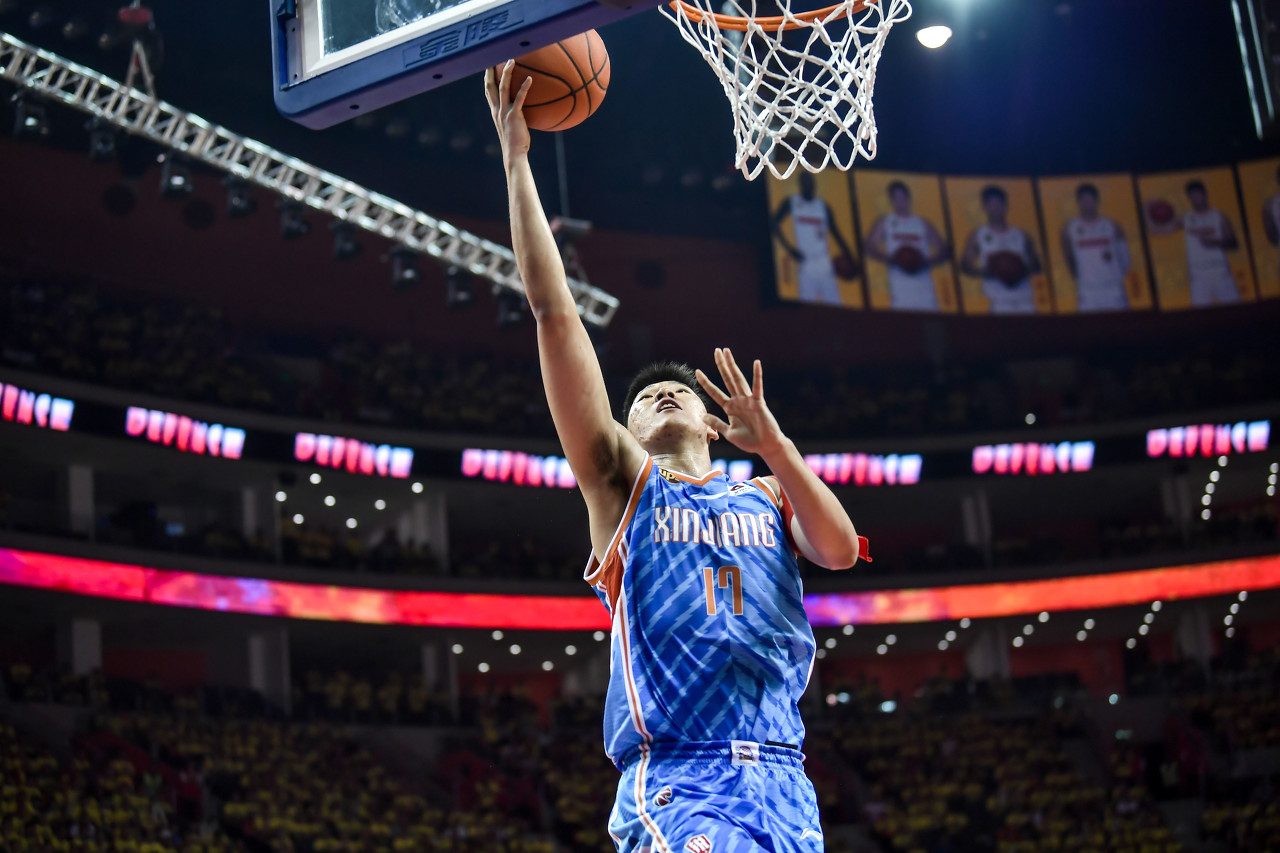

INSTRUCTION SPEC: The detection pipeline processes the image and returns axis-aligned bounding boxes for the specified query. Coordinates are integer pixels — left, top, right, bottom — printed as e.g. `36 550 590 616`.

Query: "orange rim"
669 0 872 32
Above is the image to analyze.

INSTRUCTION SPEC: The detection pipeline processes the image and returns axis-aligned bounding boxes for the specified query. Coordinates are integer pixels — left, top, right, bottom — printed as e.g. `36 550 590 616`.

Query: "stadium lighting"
1138 624 1149 635
446 266 475 309
1025 413 1036 425
275 491 287 502
411 482 424 493
158 153 193 200
916 25 952 48
1022 624 1034 635
1210 470 1220 482
593 631 606 641
477 662 489 673
451 644 463 654
86 118 116 162
816 648 827 659
1151 601 1162 611
1038 611 1049 623
1239 591 1248 601
509 644 521 655
565 645 577 655
12 95 49 140
542 661 554 671
324 495 336 506
885 633 897 645
278 200 310 239
345 518 357 529
824 638 836 649
1226 626 1236 638
879 700 896 713
1084 619 1095 630
389 246 420 289
1012 636 1024 648
938 640 949 650
1125 638 1136 649
1109 694 1119 705
374 499 386 510
331 221 362 260
1143 613 1154 624
959 618 971 629
292 513 304 524
841 624 854 635
945 630 956 642
496 289 528 328
876 644 888 655
310 473 322 485
222 176 257 218
491 630 503 640
1076 630 1087 641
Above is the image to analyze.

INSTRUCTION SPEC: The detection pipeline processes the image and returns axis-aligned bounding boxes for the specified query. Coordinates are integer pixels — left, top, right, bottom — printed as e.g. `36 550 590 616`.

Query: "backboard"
271 0 658 128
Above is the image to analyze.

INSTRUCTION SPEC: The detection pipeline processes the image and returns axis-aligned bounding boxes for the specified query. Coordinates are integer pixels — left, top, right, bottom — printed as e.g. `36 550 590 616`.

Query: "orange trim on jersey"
751 475 781 508
634 750 673 853
584 457 653 588
777 485 802 557
616 588 652 743
659 467 723 485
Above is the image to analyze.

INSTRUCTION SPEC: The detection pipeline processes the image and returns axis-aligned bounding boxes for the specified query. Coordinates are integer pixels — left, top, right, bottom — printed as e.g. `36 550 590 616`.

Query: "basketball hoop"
662 0 911 180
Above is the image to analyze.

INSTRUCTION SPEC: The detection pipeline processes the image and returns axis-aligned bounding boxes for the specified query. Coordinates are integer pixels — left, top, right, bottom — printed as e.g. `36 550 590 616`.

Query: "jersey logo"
730 740 760 766
728 483 754 496
684 835 713 853
653 785 674 808
659 468 681 483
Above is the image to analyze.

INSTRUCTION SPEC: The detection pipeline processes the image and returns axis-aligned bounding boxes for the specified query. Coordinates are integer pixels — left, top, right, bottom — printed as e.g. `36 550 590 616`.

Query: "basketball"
987 250 1027 286
506 30 610 132
891 245 926 274
833 253 859 280
1147 198 1175 225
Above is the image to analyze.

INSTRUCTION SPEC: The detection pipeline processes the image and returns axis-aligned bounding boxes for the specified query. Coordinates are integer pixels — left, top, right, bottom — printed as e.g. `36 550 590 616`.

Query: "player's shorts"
982 277 1036 314
888 269 939 311
607 741 823 853
1188 268 1240 306
797 261 842 305
1075 279 1128 312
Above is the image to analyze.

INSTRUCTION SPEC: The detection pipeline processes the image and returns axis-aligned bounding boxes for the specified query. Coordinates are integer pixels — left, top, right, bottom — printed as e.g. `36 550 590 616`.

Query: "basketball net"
662 0 911 180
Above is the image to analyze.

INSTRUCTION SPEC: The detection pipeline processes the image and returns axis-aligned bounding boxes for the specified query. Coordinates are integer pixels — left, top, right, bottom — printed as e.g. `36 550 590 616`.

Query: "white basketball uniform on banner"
1066 216 1128 312
977 225 1035 314
883 214 939 311
1266 194 1280 278
1182 209 1239 306
790 195 841 305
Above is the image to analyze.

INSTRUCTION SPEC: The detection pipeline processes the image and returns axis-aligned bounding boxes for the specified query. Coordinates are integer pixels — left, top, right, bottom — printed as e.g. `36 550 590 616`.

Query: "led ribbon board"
2 548 1276 629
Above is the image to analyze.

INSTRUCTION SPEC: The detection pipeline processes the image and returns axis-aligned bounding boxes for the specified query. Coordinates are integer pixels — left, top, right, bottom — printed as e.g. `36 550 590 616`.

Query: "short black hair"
980 185 1007 203
887 180 910 197
1185 179 1207 195
1075 183 1099 199
622 361 712 424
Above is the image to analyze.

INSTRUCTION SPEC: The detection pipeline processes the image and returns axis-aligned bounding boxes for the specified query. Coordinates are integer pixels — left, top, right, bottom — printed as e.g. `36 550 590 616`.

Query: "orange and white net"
662 0 911 180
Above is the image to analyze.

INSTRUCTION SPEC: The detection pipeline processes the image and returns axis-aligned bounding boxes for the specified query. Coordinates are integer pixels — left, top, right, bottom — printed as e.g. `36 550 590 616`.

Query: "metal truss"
0 32 620 327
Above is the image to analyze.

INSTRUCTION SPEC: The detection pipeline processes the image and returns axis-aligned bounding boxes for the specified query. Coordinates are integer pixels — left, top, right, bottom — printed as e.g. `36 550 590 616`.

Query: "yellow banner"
1235 157 1280 300
766 170 865 309
944 177 1053 315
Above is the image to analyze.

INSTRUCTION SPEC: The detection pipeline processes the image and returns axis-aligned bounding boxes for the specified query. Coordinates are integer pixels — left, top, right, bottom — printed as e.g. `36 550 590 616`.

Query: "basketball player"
1147 180 1241 306
1261 164 1280 276
771 172 856 305
863 181 949 310
486 62 867 853
1060 183 1132 312
960 185 1043 314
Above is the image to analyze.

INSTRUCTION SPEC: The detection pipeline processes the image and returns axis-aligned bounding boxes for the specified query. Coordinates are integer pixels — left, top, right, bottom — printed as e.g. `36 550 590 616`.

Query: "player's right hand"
484 60 533 165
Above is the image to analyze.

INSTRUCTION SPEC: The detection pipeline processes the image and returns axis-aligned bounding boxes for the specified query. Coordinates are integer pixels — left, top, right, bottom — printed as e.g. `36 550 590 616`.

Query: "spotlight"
824 637 836 649
841 624 854 636
62 14 90 40
158 153 193 200
389 246 420 289
277 199 310 239
86 118 116 162
478 662 489 673
916 25 952 48
445 265 475 309
12 95 50 140
495 288 527 328
28 2 55 29
222 176 257 218
331 221 362 260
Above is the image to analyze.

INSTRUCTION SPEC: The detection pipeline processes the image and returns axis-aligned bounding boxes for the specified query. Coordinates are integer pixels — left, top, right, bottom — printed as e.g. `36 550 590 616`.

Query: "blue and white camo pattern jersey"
585 457 816 763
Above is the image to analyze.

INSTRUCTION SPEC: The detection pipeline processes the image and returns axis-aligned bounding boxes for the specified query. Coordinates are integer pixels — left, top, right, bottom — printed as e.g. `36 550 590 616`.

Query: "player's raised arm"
696 349 862 570
484 63 642 514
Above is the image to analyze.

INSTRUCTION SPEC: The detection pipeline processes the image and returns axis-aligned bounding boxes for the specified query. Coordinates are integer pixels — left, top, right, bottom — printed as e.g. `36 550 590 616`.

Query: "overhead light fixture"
277 199 310 239
222 176 257 218
916 25 952 49
86 118 116 162
12 95 50 140
389 246 420 289
445 265 475 309
158 153 193 200
495 288 527 328
331 221 362 260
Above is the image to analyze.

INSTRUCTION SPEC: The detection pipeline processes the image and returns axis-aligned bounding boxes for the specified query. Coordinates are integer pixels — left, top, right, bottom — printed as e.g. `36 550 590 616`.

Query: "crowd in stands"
3 271 1277 442
3 636 1279 853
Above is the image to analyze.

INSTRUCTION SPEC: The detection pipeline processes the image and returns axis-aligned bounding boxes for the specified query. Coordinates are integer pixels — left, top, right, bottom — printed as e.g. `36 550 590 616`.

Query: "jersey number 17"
703 566 744 616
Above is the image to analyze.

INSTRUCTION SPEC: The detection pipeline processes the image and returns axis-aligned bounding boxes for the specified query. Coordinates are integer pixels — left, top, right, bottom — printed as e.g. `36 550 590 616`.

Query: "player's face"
627 382 715 451
799 173 816 200
1187 188 1208 211
889 189 911 216
1077 192 1099 217
983 196 1007 222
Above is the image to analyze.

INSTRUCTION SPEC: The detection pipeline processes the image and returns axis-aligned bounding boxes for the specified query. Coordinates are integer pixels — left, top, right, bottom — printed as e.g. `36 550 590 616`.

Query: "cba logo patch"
684 835 713 853
653 785 674 808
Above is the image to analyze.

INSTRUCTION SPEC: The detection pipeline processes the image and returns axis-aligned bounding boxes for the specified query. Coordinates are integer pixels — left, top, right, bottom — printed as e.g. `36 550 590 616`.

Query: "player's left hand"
695 348 787 457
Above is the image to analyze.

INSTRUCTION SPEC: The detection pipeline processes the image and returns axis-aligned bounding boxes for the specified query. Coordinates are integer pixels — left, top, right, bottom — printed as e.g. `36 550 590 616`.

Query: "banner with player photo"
766 170 865 309
943 177 1053 315
1136 167 1257 310
1036 174 1155 313
851 170 959 313
1235 157 1280 301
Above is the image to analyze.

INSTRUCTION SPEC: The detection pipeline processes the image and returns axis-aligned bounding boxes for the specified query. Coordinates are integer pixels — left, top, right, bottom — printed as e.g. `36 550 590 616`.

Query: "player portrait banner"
944 176 1053 315
1036 174 1154 313
1136 167 1257 310
766 170 865 309
851 170 959 313
1235 157 1280 301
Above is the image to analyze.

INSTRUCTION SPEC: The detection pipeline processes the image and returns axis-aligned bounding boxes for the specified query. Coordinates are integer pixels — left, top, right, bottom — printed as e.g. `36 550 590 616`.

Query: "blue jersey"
585 457 816 764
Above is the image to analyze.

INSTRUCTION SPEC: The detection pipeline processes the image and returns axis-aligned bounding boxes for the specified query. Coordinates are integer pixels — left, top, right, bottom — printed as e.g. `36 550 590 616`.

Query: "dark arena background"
2 0 1280 851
